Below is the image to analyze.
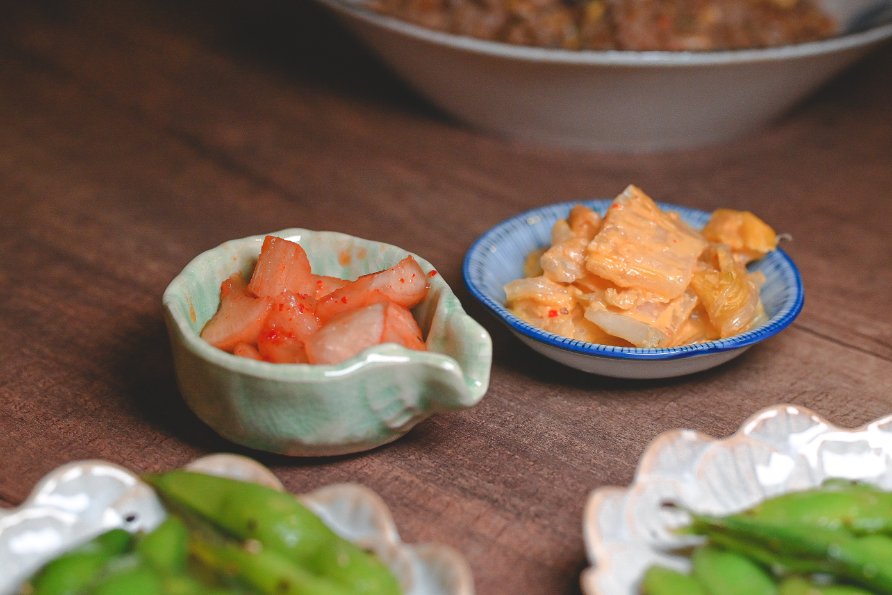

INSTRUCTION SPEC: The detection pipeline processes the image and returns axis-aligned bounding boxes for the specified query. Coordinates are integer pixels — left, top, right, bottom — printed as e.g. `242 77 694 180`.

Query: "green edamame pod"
691 513 892 593
691 545 777 595
145 471 400 595
641 565 708 595
145 471 332 555
742 482 892 535
88 557 165 595
189 533 353 595
779 576 874 595
27 528 133 595
136 516 189 573
161 574 244 595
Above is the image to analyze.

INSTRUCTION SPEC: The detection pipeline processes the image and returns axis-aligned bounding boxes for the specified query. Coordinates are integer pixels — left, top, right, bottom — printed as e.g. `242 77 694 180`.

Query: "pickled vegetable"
201 236 430 364
505 185 778 347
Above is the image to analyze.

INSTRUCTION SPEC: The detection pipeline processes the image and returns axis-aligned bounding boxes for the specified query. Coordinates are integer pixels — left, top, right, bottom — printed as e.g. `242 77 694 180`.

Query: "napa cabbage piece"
585 185 708 300
503 185 778 348
691 245 767 338
583 290 699 348
701 208 778 264
504 276 623 344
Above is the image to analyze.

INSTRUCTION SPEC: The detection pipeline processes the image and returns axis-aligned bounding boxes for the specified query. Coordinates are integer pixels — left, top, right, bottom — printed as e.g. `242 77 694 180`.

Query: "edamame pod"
641 565 708 595
691 545 777 595
160 573 245 595
145 471 400 595
779 576 874 595
136 516 189 573
27 528 133 595
88 557 165 595
691 513 892 593
190 533 353 595
742 482 892 535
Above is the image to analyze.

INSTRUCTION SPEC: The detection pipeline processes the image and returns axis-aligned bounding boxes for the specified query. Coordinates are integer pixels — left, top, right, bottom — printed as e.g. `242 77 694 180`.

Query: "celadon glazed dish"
0 453 475 595
581 404 892 595
163 229 492 456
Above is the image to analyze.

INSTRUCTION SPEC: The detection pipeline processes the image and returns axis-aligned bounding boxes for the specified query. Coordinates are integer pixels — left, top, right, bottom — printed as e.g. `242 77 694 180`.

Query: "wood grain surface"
2 1 891 593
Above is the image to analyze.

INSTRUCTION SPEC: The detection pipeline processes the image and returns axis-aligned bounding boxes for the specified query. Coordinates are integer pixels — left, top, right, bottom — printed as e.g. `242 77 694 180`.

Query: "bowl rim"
462 199 805 362
163 228 476 381
318 0 892 66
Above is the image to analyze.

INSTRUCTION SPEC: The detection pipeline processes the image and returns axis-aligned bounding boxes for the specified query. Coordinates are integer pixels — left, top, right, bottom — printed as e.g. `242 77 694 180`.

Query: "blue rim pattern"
462 200 804 361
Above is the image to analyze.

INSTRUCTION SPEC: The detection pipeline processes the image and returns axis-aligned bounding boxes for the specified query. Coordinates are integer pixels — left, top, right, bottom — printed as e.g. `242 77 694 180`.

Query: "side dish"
504 185 778 348
21 471 401 595
368 0 837 51
200 235 430 364
642 480 892 594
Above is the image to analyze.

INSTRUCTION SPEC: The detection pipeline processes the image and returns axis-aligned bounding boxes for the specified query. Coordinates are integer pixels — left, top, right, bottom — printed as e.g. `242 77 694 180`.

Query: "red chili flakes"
340 296 348 304
548 309 559 318
428 270 438 278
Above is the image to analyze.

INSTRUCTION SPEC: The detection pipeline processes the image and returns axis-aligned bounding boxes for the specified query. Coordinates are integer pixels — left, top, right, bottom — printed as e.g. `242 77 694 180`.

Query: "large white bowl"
314 0 892 151
581 404 892 595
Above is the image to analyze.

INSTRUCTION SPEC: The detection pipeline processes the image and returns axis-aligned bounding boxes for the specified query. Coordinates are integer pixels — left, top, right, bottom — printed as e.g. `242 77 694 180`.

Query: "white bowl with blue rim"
462 200 804 379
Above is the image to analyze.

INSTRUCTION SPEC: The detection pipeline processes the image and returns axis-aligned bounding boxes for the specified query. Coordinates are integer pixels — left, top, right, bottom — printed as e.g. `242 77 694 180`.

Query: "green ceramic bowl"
162 229 492 456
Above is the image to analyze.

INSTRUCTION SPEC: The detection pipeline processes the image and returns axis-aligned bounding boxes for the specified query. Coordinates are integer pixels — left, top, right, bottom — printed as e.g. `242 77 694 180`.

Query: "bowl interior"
463 200 804 361
326 0 892 62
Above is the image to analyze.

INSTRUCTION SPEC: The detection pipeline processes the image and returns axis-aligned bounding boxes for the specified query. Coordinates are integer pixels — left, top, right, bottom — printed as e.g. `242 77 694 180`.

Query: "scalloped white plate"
0 454 474 595
581 404 892 594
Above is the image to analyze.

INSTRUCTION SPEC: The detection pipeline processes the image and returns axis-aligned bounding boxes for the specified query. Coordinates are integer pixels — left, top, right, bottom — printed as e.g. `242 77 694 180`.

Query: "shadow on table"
460 294 744 395
116 312 423 468
169 0 450 124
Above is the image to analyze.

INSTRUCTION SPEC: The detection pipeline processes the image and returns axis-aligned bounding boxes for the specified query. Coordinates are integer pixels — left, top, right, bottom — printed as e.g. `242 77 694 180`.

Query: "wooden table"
3 1 891 592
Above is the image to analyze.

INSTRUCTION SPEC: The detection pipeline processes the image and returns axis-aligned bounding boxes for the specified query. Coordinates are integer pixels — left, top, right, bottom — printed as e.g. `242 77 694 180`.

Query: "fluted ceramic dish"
163 229 492 456
313 0 892 151
581 404 892 594
463 199 803 379
0 453 475 595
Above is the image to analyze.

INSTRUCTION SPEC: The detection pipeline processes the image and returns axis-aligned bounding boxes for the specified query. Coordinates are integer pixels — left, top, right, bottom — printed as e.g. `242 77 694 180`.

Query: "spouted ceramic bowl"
163 229 492 456
581 404 892 595
463 199 803 379
0 453 475 595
